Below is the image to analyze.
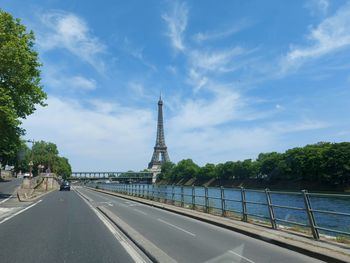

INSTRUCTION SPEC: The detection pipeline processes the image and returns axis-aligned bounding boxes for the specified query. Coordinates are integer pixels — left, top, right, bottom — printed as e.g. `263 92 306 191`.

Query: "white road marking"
229 250 255 263
0 195 12 204
0 200 42 225
75 188 146 263
133 209 147 215
157 218 196 237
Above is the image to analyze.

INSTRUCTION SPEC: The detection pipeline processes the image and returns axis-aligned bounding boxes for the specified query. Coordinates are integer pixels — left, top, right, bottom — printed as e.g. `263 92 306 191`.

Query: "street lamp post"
27 139 35 178
28 160 33 178
38 164 44 176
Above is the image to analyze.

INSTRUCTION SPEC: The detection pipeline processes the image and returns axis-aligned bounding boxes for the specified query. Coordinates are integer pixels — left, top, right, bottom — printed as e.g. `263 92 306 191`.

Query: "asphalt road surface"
76 187 325 263
0 178 22 201
0 189 140 263
0 185 326 263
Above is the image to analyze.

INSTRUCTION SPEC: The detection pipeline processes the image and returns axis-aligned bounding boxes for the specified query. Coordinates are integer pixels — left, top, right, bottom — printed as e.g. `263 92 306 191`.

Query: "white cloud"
162 1 188 51
190 47 245 72
282 3 350 70
167 118 328 165
122 37 157 71
169 88 243 131
305 0 329 16
22 96 329 170
43 66 97 92
193 19 251 43
70 76 96 91
38 11 106 72
22 97 154 171
187 68 208 92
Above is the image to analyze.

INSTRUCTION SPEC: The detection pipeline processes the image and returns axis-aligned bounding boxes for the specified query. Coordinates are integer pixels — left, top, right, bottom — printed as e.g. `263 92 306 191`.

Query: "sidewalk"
90 187 350 263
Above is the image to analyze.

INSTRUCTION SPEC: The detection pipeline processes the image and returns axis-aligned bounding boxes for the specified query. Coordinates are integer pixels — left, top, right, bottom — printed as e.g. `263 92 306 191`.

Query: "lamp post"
38 164 44 176
27 139 35 178
28 160 33 178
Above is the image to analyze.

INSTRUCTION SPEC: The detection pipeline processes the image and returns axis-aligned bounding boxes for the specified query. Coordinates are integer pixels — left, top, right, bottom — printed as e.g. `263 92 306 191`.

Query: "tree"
0 9 47 163
172 159 199 180
29 140 71 178
31 141 59 173
54 157 72 180
199 163 217 179
159 162 176 181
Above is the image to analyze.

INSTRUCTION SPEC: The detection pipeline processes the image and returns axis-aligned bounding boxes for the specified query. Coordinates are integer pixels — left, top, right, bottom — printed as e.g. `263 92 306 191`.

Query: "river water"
95 183 350 237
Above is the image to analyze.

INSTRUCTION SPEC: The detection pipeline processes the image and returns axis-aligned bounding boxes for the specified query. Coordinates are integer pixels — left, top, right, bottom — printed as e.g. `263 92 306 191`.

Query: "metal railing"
90 183 350 240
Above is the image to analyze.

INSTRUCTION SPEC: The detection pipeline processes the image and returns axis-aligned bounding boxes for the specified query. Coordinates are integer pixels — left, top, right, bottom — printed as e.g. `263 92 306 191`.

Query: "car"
60 181 70 191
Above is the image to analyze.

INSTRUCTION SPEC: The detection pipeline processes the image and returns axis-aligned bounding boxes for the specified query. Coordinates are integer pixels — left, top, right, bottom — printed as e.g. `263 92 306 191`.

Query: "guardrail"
88 183 350 240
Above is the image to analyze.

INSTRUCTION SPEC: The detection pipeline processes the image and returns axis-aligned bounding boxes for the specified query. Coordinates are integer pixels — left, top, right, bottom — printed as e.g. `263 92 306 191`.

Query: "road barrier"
89 183 350 240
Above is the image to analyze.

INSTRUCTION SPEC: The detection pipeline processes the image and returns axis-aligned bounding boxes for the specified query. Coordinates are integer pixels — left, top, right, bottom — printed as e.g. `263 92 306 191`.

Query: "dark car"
60 181 70 191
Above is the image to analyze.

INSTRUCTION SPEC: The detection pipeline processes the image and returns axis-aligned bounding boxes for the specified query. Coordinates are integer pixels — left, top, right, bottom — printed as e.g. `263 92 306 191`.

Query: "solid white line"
133 209 147 216
74 188 146 263
0 195 12 204
157 218 196 237
0 200 42 224
229 250 256 263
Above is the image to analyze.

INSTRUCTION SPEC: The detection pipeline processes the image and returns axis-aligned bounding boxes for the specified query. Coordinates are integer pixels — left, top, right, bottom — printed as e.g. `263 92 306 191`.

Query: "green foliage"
199 163 217 179
159 162 176 180
22 140 71 178
13 141 30 172
54 157 72 180
172 159 200 180
0 9 47 163
161 142 350 188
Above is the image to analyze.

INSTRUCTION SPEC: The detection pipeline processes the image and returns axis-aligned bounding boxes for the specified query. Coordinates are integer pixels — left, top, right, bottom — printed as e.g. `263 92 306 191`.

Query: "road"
0 178 22 201
76 187 325 263
0 189 142 263
0 185 326 263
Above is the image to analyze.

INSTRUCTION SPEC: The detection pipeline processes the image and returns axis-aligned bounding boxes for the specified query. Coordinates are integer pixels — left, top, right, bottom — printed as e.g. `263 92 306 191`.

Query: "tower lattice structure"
148 96 170 169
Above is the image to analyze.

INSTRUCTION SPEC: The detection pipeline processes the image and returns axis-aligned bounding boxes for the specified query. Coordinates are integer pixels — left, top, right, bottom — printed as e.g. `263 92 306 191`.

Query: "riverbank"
157 178 350 192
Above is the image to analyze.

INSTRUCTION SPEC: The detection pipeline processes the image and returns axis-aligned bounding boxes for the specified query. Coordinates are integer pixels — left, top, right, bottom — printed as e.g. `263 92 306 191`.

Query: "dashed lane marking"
157 218 196 237
229 250 256 263
133 209 147 216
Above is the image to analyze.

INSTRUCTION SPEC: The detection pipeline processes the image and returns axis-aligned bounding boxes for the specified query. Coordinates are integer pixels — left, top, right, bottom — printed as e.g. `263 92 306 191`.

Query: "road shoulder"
88 186 350 263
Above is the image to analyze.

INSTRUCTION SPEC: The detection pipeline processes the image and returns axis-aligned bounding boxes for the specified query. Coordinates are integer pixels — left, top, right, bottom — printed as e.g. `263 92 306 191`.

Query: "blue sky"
2 0 350 171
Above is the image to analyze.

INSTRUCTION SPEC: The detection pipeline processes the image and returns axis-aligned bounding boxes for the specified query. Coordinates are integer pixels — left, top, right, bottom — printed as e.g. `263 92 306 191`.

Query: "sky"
2 0 350 171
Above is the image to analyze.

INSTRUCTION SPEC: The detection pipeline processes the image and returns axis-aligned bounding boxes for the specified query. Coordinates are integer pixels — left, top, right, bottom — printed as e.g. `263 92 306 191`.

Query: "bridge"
69 171 155 183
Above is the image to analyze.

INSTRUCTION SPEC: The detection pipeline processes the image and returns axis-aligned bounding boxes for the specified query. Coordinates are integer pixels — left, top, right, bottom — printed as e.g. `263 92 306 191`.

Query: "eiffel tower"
148 96 170 169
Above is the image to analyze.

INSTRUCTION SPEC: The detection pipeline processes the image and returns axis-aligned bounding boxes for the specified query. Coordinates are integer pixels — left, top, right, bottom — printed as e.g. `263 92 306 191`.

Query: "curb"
17 188 57 202
89 187 349 263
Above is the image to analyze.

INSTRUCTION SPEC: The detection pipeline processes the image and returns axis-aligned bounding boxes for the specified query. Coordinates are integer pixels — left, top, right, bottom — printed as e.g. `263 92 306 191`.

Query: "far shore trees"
159 142 350 188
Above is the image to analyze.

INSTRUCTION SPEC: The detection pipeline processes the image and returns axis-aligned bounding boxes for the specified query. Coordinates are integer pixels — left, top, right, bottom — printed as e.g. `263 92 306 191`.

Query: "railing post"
241 187 248 222
265 188 277 229
165 186 168 203
192 185 195 209
142 184 145 198
302 190 319 240
181 186 184 207
220 186 225 217
151 185 154 200
205 187 209 213
172 184 175 205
